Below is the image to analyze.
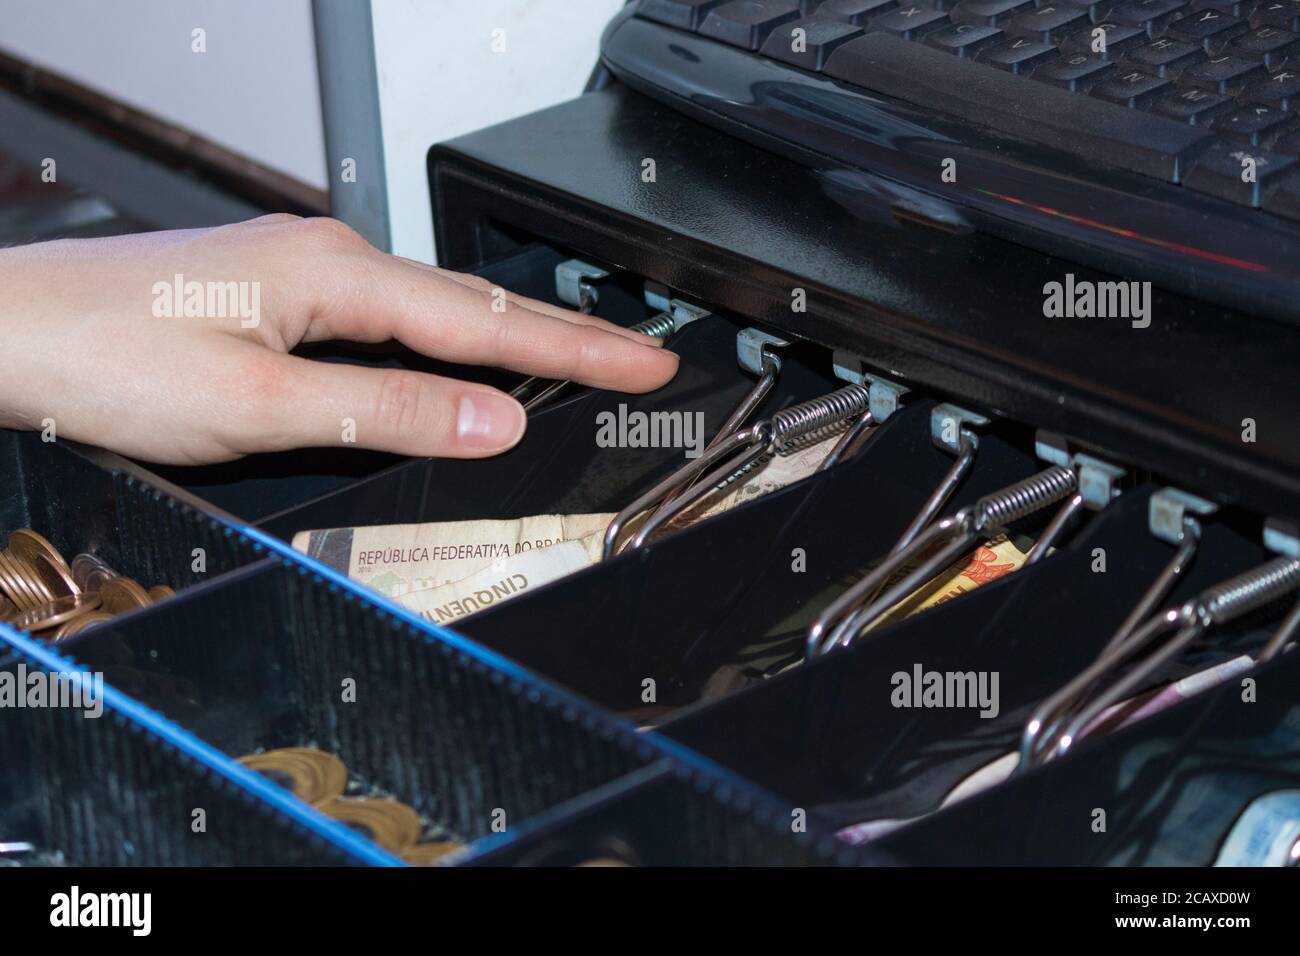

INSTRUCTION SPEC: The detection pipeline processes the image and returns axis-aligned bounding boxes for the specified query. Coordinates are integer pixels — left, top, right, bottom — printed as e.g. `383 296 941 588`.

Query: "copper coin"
8 530 67 574
0 553 43 610
7 553 55 604
71 553 119 593
147 585 176 603
8 593 102 633
99 577 151 614
319 799 422 853
27 552 76 599
50 610 113 641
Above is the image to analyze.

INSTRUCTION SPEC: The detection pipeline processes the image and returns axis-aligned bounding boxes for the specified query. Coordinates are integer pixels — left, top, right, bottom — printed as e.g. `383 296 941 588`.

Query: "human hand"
0 214 678 465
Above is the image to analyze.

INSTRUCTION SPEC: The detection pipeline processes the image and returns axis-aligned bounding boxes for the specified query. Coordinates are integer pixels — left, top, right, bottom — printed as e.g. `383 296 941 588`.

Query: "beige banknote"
395 539 596 627
291 513 614 599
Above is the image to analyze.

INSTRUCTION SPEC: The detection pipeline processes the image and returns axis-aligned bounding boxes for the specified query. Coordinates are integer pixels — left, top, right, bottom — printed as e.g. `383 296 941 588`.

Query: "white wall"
0 0 328 189
371 0 624 263
0 0 623 260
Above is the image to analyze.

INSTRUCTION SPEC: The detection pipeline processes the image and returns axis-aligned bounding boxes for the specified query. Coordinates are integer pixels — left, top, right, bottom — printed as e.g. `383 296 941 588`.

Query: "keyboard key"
1185 140 1297 203
1246 66 1300 107
762 16 865 66
1092 67 1173 103
1189 0 1251 15
1226 25 1300 67
1062 22 1147 56
700 0 803 48
816 0 900 21
639 0 731 29
1181 52 1268 90
869 4 951 36
823 33 1213 177
1166 9 1250 48
1006 5 1089 40
1035 50 1118 87
926 21 1005 53
1101 0 1189 29
978 35 1061 69
951 0 1034 24
1215 103 1299 142
1151 85 1236 120
1251 0 1300 30
1262 171 1300 219
1125 38 1206 74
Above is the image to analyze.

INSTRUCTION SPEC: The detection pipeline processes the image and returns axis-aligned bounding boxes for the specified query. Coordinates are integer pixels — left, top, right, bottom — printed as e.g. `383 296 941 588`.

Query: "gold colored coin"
71 553 119 593
98 577 151 614
401 841 462 866
0 552 44 610
147 585 175 603
238 748 348 806
320 798 422 853
29 553 77 599
9 554 55 604
50 610 114 641
8 593 102 633
8 529 66 575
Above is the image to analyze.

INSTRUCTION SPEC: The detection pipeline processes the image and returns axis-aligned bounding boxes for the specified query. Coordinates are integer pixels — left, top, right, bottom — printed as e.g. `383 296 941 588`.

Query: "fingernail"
457 392 525 451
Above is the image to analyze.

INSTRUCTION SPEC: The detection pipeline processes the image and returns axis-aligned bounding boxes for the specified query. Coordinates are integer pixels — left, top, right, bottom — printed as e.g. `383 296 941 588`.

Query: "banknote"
394 539 596 627
291 430 847 610
291 513 613 599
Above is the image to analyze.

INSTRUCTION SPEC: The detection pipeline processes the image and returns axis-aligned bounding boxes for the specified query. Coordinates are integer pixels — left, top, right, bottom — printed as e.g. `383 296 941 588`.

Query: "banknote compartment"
138 243 675 522
453 400 1051 720
49 553 671 857
871 639 1300 865
460 761 873 867
0 630 382 866
0 431 269 653
256 314 842 539
656 487 1281 841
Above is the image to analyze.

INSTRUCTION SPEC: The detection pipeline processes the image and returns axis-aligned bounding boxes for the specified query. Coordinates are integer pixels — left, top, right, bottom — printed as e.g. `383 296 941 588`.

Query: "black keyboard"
601 0 1300 322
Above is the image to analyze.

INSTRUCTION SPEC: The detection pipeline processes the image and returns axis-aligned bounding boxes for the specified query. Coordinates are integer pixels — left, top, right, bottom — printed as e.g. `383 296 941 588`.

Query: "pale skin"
0 214 679 465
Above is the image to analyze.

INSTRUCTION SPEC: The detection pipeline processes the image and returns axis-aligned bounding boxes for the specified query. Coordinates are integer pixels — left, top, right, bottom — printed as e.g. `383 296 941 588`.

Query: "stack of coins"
0 529 175 640
237 746 464 865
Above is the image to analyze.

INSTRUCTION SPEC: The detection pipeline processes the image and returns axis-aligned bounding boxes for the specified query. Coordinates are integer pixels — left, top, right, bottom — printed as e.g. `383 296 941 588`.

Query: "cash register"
2 0 1299 869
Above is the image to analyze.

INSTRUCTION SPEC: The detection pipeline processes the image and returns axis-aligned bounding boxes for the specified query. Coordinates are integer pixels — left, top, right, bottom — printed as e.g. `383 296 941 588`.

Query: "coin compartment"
872 645 1300 865
450 400 1040 718
657 488 1279 836
44 541 837 864
256 313 841 539
0 626 396 866
0 431 267 646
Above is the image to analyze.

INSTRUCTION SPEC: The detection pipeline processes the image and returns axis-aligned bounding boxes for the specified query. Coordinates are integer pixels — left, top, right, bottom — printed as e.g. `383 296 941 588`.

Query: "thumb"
248 354 527 458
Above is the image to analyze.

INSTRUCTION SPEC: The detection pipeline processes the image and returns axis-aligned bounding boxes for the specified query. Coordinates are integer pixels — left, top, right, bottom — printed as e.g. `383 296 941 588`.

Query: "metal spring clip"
807 464 1081 658
602 381 874 560
1029 554 1300 766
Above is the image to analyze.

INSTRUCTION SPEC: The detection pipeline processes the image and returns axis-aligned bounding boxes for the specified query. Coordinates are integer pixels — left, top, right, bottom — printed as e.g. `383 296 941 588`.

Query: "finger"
304 251 680 393
406 260 664 346
237 351 527 459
